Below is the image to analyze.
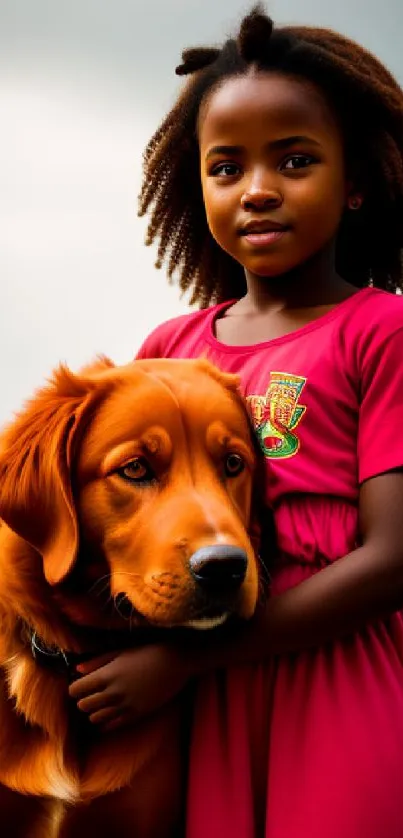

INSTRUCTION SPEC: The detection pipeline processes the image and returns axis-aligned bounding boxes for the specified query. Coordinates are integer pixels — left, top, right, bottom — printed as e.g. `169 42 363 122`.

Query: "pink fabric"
137 287 403 837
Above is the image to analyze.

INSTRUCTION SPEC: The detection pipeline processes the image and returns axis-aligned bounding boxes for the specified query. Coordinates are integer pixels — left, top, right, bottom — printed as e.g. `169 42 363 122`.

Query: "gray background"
1 0 402 422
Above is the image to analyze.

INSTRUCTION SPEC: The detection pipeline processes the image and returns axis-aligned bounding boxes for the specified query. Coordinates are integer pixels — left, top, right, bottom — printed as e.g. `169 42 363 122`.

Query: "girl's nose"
241 183 283 211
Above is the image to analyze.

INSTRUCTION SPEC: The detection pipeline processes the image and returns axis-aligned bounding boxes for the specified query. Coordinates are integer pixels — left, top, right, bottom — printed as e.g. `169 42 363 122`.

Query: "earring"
348 195 363 211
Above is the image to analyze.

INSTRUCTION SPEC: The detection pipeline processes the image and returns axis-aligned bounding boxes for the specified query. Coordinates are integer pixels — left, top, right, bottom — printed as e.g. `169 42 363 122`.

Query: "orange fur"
0 357 259 837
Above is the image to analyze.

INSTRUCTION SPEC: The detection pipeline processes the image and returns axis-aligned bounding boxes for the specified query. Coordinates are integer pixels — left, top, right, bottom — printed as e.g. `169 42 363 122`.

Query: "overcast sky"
1 0 402 422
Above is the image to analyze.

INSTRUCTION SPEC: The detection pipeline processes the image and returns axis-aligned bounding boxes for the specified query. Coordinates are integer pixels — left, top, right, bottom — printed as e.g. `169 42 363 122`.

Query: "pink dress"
137 287 403 838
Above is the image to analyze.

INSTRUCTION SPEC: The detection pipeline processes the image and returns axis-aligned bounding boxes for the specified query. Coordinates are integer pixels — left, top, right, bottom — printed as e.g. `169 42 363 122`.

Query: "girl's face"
199 72 349 280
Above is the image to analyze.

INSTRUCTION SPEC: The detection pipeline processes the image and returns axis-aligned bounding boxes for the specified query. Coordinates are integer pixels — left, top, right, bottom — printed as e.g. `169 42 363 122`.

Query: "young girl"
70 7 403 836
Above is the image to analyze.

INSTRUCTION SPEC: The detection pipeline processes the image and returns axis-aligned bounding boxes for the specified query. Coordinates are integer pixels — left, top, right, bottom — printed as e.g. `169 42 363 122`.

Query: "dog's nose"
189 545 247 593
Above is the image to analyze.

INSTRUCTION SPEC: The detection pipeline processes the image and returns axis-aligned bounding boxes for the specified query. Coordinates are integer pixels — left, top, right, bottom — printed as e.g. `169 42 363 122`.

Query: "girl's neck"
240 249 357 314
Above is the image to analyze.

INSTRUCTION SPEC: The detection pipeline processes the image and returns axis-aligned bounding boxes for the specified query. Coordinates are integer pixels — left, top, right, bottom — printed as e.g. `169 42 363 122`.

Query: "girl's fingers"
69 670 107 700
88 706 121 726
76 652 117 675
76 691 117 715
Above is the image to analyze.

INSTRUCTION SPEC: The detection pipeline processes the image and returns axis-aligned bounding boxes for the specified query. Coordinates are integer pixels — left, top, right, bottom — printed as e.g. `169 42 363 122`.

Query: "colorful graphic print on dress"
247 372 307 458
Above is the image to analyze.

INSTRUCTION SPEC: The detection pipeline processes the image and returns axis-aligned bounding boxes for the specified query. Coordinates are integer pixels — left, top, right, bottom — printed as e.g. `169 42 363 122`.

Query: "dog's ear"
0 364 110 585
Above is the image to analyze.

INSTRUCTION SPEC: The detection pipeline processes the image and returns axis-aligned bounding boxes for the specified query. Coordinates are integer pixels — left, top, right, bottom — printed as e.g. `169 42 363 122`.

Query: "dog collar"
27 622 164 680
30 630 94 680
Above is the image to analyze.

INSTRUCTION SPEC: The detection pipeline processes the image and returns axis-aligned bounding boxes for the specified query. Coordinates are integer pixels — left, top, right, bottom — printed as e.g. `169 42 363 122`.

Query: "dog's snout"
189 545 247 593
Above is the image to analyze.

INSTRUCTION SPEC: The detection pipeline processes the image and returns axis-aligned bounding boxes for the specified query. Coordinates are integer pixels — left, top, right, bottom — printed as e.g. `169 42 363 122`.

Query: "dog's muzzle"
114 545 250 632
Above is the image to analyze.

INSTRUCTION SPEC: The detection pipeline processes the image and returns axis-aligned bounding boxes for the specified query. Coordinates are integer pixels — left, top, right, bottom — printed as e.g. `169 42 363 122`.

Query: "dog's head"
0 358 259 636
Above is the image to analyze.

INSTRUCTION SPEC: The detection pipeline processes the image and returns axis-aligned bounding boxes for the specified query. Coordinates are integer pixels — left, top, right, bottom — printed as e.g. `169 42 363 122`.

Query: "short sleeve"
358 326 403 483
133 310 201 360
134 325 166 360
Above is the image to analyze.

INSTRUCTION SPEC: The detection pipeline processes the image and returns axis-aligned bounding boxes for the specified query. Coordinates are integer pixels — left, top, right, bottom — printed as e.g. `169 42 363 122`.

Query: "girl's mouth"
242 229 288 247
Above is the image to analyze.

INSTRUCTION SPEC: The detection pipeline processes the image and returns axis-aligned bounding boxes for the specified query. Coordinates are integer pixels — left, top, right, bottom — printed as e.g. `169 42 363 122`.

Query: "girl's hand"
68 644 193 732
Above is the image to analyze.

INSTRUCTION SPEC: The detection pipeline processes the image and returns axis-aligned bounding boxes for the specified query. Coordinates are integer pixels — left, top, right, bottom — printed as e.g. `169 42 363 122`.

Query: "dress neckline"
204 287 376 354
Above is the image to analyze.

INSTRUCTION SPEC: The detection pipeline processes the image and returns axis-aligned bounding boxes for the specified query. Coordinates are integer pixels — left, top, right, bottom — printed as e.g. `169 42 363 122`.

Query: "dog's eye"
224 453 245 477
117 458 154 483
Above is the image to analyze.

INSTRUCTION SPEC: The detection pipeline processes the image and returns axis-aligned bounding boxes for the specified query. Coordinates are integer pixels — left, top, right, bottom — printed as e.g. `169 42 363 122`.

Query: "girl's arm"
192 470 403 669
69 470 403 728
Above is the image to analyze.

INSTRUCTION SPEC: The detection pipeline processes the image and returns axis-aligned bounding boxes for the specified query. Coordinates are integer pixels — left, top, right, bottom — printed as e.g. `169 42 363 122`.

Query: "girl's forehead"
198 72 340 145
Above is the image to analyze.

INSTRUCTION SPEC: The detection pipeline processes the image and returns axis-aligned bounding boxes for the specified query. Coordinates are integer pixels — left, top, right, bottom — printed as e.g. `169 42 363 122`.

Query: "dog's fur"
0 357 259 838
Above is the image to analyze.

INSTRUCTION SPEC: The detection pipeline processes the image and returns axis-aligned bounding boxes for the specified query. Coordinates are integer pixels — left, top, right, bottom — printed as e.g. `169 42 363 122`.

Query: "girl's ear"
0 366 104 586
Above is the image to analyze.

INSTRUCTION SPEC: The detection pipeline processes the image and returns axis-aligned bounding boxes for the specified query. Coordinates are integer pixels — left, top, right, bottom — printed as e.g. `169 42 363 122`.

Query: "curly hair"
138 5 403 307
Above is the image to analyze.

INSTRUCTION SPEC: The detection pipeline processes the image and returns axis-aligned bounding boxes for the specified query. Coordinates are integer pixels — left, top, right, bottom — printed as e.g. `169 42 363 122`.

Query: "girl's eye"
211 162 241 177
224 453 245 478
281 154 316 171
117 458 155 484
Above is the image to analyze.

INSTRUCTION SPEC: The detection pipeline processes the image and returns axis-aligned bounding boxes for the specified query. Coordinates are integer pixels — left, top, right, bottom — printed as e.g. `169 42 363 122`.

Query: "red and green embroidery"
247 372 307 459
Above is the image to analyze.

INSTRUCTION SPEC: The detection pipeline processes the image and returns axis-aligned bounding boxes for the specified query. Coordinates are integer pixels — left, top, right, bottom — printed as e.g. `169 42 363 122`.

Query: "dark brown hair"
139 5 403 307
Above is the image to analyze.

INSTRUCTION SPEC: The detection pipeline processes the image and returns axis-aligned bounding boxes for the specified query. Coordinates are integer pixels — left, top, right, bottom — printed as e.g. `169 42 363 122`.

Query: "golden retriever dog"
0 357 259 838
